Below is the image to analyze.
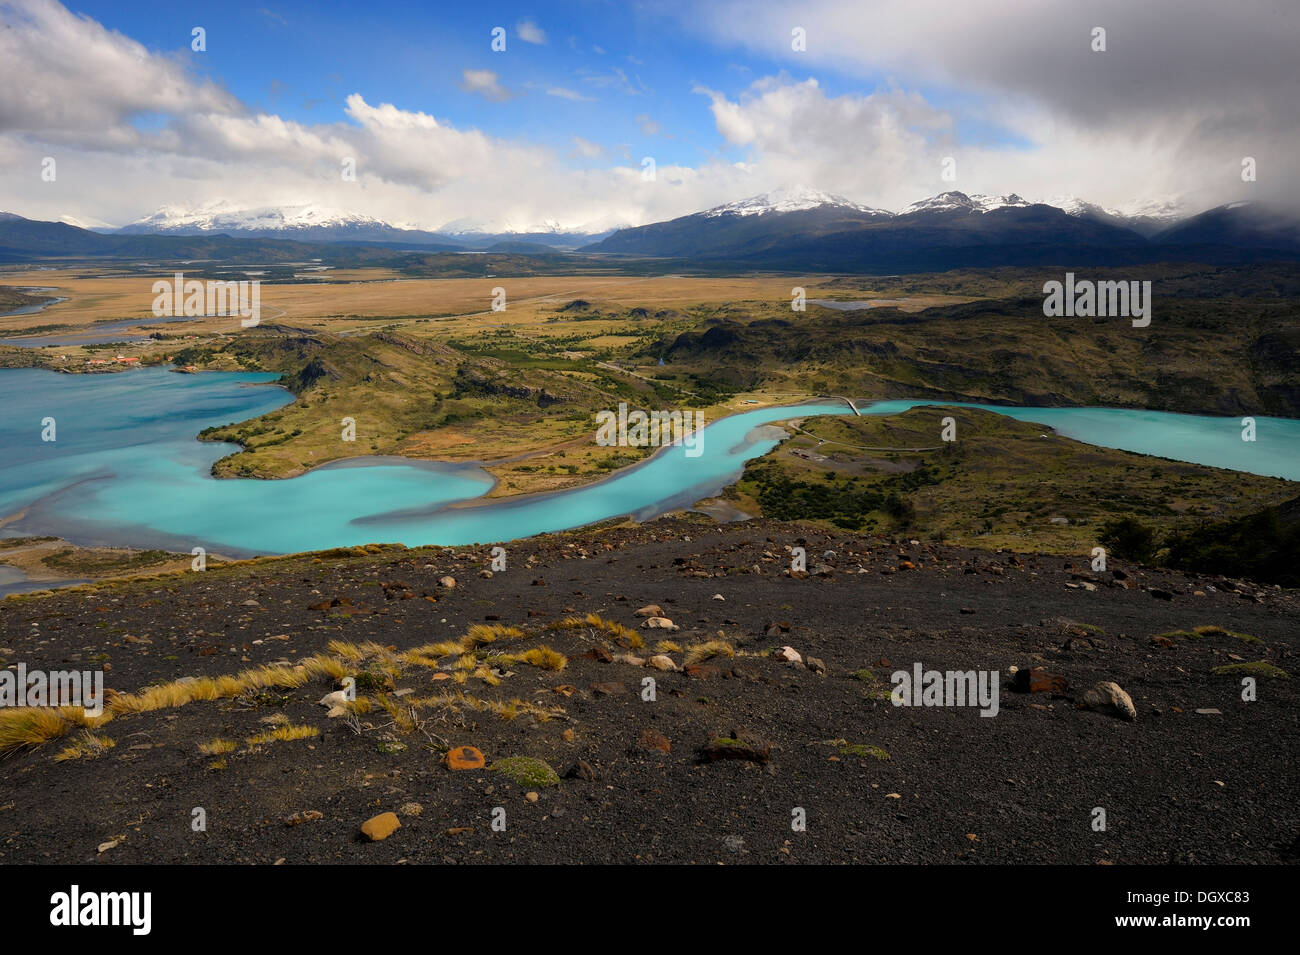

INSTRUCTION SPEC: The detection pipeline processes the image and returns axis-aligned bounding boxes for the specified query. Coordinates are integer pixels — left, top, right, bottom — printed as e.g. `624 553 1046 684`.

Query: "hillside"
0 519 1293 864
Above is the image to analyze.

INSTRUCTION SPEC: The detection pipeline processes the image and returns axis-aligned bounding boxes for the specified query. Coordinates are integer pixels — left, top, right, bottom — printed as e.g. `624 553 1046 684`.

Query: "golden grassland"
0 268 964 336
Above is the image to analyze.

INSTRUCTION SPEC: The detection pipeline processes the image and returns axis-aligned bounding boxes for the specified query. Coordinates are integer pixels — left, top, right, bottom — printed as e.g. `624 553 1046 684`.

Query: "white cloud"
546 87 594 102
516 19 546 45
687 0 1300 210
570 136 604 159
459 69 514 102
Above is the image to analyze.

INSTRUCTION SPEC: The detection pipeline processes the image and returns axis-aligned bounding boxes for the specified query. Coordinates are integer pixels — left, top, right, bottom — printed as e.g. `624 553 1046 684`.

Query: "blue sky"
65 0 1015 171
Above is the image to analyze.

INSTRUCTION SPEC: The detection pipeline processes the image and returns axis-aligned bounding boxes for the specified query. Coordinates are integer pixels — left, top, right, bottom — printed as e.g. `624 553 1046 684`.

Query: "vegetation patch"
490 756 561 787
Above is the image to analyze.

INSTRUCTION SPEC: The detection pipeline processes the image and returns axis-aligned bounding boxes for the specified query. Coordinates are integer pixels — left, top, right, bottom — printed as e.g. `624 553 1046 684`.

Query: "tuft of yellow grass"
198 738 238 756
486 645 568 671
684 640 735 666
547 613 642 649
654 640 683 654
519 646 567 671
245 724 318 746
300 655 350 681
463 624 525 648
0 707 81 754
401 640 468 664
54 731 116 762
327 640 364 661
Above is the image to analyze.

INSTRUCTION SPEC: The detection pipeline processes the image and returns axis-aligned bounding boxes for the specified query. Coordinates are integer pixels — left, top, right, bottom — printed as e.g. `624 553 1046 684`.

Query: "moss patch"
490 756 561 787
839 743 890 760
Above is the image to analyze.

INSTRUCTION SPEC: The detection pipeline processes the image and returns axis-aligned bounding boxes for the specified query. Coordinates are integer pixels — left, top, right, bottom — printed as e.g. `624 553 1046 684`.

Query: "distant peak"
902 191 1031 215
703 186 892 218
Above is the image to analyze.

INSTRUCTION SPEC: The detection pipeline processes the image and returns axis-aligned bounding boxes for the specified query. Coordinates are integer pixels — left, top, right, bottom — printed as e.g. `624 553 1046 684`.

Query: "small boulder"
1011 667 1068 694
563 759 597 780
444 745 486 770
642 616 679 631
1081 681 1137 721
638 729 671 753
646 654 679 672
360 812 401 841
438 576 457 589
773 646 802 664
634 604 664 617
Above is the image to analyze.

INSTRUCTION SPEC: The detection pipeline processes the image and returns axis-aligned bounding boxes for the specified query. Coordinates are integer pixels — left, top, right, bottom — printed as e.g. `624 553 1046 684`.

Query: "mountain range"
2 188 1298 271
110 202 613 252
581 189 1300 271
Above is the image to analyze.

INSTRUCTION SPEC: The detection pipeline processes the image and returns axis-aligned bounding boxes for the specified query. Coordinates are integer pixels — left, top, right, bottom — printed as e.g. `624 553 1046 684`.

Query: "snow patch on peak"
703 186 891 218
1109 195 1186 222
903 192 1032 215
59 213 117 230
125 202 388 233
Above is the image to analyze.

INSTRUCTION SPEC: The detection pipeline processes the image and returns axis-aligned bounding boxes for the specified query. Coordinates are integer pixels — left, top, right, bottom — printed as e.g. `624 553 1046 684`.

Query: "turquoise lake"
0 368 1296 568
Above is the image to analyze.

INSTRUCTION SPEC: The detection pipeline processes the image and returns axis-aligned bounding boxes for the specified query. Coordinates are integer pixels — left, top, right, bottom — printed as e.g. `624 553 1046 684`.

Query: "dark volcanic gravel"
0 517 1295 865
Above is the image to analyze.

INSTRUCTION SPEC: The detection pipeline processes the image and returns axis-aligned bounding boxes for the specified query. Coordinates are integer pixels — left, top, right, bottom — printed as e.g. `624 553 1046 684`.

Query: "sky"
0 0 1296 232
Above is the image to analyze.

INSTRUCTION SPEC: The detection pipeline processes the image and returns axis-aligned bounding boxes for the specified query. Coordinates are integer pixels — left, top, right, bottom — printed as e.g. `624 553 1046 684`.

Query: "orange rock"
445 745 486 770
638 729 671 753
360 812 401 841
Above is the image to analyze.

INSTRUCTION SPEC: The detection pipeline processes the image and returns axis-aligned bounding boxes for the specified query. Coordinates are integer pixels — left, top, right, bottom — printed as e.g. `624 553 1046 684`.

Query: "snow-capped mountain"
901 191 1032 215
702 186 892 219
583 187 1152 267
1046 194 1184 237
117 201 463 248
117 202 616 250
120 201 396 235
58 212 117 231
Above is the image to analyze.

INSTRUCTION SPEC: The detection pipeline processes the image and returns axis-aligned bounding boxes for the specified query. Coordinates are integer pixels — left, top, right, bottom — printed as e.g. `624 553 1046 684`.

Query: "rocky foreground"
0 517 1295 865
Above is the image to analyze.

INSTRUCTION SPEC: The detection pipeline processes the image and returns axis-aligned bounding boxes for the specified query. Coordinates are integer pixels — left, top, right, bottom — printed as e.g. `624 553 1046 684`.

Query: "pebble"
360 812 401 841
